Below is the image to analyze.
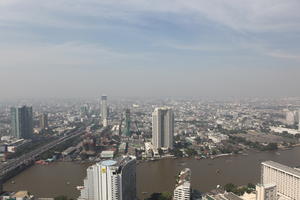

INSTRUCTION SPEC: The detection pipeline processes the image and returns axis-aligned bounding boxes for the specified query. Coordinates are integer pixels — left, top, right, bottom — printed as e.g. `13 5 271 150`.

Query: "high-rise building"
101 95 108 127
256 184 277 200
80 104 89 118
79 156 136 200
286 110 298 125
152 107 174 150
173 168 191 200
39 113 48 130
123 109 131 137
261 161 300 200
11 106 33 139
298 109 300 131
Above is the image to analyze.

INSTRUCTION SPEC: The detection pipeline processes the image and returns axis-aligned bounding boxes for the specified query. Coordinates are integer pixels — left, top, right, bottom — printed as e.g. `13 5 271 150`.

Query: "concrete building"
152 107 174 150
204 192 243 200
173 168 191 200
101 95 108 127
256 184 277 200
79 156 136 200
39 113 48 130
286 111 298 125
123 109 131 137
261 161 300 200
208 132 229 143
11 106 33 139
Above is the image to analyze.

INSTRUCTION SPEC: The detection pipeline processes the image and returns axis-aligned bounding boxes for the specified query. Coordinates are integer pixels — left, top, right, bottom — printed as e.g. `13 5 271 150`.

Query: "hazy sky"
0 0 300 99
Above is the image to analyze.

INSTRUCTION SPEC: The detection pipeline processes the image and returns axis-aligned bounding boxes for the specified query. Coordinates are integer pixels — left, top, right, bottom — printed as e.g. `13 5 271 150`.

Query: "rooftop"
100 160 117 166
262 160 300 178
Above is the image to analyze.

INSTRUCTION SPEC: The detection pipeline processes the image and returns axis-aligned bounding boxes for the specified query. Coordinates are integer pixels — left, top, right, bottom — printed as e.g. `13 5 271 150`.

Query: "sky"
0 0 300 99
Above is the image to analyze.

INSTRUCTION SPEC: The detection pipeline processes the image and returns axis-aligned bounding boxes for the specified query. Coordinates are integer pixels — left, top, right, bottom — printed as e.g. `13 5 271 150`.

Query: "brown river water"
4 147 300 199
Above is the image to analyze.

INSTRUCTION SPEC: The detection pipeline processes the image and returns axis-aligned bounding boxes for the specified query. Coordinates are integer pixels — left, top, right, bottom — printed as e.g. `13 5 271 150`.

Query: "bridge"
0 127 86 182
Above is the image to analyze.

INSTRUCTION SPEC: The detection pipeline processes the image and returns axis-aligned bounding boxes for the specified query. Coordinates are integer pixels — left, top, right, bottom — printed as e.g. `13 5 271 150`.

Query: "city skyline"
0 0 300 99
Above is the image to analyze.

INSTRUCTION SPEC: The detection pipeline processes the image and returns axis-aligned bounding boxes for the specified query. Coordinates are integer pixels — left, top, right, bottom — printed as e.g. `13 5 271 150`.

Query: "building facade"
39 113 48 130
152 107 174 150
123 109 131 137
79 156 136 200
256 184 277 200
261 161 300 200
11 106 33 139
286 110 298 125
101 95 108 127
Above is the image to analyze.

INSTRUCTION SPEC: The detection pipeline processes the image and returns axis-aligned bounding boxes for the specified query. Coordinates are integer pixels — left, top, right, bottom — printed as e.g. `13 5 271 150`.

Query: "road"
0 127 85 179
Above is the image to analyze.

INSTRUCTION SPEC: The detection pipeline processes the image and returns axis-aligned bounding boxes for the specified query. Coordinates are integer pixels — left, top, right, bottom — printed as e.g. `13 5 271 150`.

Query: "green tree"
224 183 236 192
157 148 163 156
185 148 197 157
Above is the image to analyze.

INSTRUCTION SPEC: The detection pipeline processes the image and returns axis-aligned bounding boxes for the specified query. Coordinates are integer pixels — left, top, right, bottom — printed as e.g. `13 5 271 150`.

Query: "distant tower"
100 95 108 127
80 104 89 117
286 110 297 125
123 109 131 137
79 156 137 200
152 107 174 150
11 106 33 139
39 113 48 130
298 109 300 131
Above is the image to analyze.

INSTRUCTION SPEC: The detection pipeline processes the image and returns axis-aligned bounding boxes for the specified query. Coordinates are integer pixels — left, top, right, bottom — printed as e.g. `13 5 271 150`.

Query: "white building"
286 111 298 125
152 107 174 150
101 95 108 127
173 168 191 200
207 132 229 143
261 161 300 200
78 156 136 200
270 126 300 135
256 184 277 200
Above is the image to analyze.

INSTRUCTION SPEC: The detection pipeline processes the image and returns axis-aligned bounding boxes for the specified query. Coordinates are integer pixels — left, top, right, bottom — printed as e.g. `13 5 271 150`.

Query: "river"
3 147 300 199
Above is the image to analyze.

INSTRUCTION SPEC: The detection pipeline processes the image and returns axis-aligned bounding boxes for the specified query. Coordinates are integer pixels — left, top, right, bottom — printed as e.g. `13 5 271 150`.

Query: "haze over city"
2 1 300 200
1 0 300 99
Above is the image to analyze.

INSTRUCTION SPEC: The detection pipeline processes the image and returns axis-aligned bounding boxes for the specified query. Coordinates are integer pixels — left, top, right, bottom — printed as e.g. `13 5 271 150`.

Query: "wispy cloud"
158 42 233 52
0 42 146 69
267 51 300 61
0 0 300 32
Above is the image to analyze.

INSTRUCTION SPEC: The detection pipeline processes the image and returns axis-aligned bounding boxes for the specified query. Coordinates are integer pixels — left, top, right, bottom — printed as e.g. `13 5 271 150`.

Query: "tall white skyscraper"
152 107 174 150
286 110 298 125
173 168 191 200
298 109 300 131
101 95 108 127
78 156 136 200
260 161 300 200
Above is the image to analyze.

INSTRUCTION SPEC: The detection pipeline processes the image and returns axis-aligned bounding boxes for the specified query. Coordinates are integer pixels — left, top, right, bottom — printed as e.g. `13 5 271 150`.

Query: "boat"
142 192 148 195
76 186 84 190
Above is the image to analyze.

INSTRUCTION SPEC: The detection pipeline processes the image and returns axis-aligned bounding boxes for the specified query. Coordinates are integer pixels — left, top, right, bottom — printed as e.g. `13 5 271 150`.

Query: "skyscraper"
11 106 33 139
286 110 298 125
123 109 131 137
152 107 174 150
173 168 192 200
101 95 108 127
39 113 48 130
79 156 136 200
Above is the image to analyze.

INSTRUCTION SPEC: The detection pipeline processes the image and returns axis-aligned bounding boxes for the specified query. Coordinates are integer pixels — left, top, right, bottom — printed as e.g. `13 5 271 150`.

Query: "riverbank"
3 146 300 199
